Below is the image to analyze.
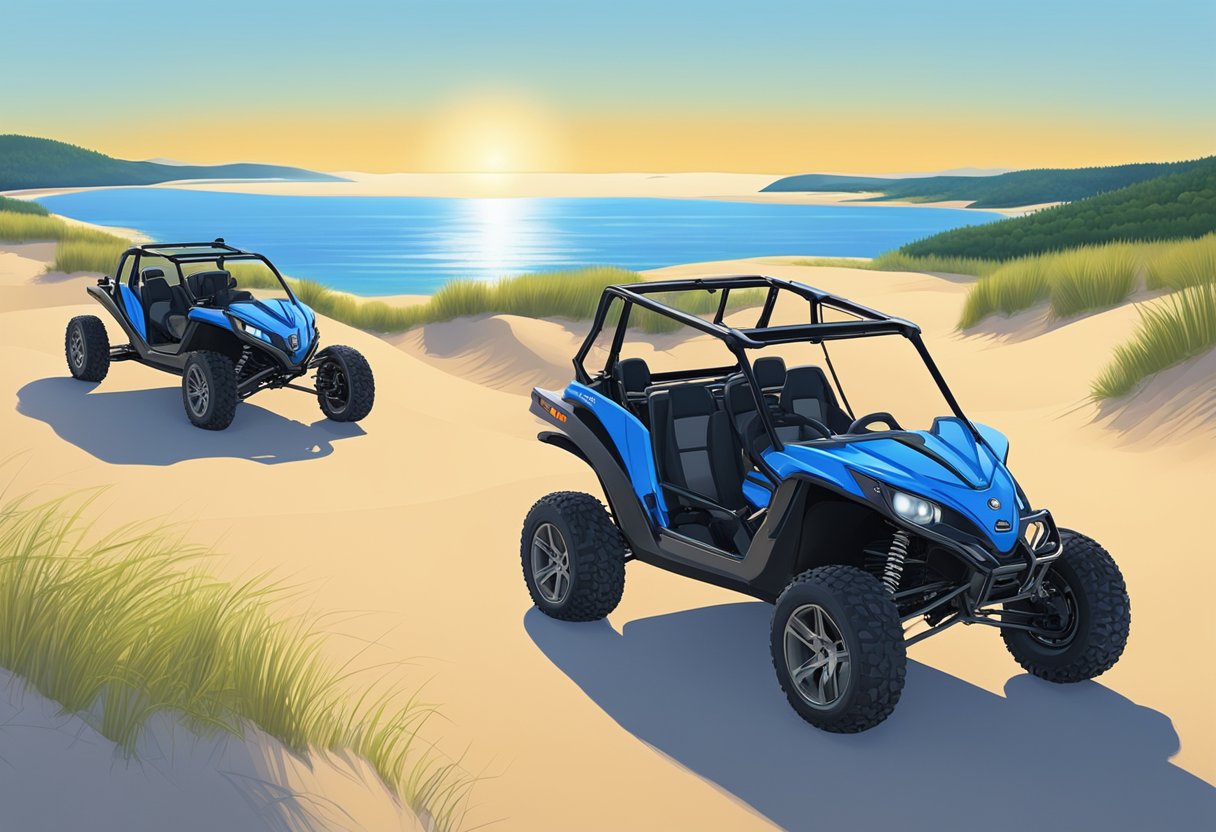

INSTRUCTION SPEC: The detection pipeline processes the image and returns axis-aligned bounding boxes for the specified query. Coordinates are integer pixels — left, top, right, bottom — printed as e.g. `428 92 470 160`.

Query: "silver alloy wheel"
784 603 852 708
530 522 571 604
69 326 85 369
185 365 210 417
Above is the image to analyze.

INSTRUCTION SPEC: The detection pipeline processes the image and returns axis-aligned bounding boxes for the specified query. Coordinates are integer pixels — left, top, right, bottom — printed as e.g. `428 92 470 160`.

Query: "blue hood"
228 298 317 364
765 417 1022 553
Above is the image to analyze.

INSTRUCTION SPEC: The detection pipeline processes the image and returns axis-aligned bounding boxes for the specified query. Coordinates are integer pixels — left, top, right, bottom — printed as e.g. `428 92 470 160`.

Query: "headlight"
891 490 940 526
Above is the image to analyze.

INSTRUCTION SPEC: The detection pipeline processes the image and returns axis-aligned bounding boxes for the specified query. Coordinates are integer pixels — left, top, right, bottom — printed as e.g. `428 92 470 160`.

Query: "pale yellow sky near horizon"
44 109 1215 175
5 2 1213 174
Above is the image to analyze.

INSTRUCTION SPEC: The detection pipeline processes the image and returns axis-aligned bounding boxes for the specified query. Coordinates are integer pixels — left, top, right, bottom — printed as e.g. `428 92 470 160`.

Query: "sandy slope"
0 671 423 832
1 246 1213 830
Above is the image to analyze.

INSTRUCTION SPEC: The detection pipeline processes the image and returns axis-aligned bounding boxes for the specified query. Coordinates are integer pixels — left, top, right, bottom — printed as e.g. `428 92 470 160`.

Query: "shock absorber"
882 530 911 596
234 345 252 378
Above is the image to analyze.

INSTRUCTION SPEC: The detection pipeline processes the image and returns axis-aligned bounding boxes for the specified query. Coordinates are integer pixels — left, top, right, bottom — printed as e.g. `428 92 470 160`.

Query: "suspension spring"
882 530 911 595
234 346 252 378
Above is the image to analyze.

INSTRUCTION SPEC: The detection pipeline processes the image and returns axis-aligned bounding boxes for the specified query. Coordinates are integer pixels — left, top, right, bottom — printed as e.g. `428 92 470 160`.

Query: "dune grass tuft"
234 264 766 335
1144 234 1216 291
0 207 131 272
0 195 49 216
1091 283 1216 399
0 493 470 830
956 239 1201 328
957 258 1052 328
1047 245 1139 319
794 251 997 277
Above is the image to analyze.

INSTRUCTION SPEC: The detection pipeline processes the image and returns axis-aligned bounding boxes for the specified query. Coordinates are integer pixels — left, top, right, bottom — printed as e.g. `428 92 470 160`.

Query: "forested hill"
898 156 1216 260
0 135 345 192
762 157 1211 209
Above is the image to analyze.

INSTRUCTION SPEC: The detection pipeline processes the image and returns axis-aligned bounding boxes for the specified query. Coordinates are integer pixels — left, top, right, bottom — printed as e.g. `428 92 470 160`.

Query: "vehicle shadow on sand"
526 602 1215 831
17 378 364 466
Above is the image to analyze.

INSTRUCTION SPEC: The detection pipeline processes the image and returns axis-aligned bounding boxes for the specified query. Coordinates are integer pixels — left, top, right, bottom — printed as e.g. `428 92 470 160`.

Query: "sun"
417 91 566 173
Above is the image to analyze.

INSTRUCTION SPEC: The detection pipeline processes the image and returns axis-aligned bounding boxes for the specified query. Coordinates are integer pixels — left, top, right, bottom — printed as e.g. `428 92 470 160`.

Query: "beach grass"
233 264 766 335
1048 245 1139 318
1091 283 1216 399
955 238 1204 328
0 195 49 216
0 207 130 272
794 251 998 277
1144 234 1216 291
0 492 469 830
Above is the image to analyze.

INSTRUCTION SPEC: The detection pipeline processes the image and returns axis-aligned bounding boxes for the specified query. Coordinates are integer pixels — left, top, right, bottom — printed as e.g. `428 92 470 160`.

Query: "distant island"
0 135 346 192
762 157 1213 209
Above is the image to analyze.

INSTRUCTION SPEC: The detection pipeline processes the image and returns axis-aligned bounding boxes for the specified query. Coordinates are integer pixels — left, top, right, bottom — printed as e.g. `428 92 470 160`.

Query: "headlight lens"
891 490 941 526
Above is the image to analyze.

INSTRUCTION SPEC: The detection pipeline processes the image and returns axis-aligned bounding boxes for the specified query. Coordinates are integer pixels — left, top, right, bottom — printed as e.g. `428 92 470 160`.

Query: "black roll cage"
112 238 299 306
573 275 983 454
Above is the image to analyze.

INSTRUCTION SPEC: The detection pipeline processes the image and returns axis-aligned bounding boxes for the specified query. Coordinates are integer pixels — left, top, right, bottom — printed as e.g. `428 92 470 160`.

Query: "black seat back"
753 355 787 401
613 357 651 425
651 384 745 511
779 366 852 434
187 270 235 307
141 275 189 341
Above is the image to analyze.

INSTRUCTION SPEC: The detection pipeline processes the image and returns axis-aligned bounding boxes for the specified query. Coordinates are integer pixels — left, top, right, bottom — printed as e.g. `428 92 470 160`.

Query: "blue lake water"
37 188 1001 296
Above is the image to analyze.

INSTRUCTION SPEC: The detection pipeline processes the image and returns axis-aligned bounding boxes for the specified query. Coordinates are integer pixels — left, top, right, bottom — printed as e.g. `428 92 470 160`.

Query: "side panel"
116 284 147 341
187 307 232 330
562 381 668 525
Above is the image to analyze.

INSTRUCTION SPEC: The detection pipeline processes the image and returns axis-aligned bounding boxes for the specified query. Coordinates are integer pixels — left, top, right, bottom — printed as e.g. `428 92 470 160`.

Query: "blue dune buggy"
522 276 1130 732
65 239 374 430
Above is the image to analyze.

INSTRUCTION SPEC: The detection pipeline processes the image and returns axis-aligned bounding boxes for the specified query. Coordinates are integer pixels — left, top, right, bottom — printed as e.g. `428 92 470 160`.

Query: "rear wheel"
520 492 626 621
316 345 375 422
65 315 110 382
1002 529 1130 682
771 565 906 733
182 351 238 430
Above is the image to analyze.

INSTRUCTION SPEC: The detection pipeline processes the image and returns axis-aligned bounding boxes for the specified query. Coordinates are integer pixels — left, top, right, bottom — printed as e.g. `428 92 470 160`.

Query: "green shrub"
0 494 469 829
1092 283 1216 399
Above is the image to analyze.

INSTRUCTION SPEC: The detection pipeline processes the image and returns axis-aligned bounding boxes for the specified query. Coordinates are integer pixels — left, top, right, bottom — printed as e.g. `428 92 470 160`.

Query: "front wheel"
315 345 375 422
771 565 907 733
520 492 626 621
65 315 110 382
182 351 238 430
1002 529 1130 683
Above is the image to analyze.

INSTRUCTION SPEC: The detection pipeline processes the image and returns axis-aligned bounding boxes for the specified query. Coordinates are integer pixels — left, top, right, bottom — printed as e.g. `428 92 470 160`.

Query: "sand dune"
1 244 1213 829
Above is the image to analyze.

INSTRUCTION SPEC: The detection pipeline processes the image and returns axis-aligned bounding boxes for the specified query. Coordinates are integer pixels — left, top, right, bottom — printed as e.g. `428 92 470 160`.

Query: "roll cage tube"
112 240 301 307
572 275 987 456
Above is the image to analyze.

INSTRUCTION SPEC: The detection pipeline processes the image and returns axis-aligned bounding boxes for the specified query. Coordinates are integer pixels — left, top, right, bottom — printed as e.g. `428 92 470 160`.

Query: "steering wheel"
847 411 904 434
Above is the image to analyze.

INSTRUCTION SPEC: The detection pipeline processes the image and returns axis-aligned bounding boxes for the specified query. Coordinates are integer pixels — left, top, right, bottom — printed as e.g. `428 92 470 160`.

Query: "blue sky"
3 1 1212 171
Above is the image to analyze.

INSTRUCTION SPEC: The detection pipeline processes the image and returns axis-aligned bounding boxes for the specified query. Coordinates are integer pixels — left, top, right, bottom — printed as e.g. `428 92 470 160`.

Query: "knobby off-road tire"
316 345 375 422
65 315 110 382
771 565 907 733
182 351 238 430
1002 529 1130 683
520 492 626 622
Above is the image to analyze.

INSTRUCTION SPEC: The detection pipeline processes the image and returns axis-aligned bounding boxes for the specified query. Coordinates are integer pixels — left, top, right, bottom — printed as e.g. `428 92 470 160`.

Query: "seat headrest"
753 356 787 389
725 376 757 414
668 384 715 419
140 267 165 281
781 366 834 405
187 270 234 298
614 357 651 395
